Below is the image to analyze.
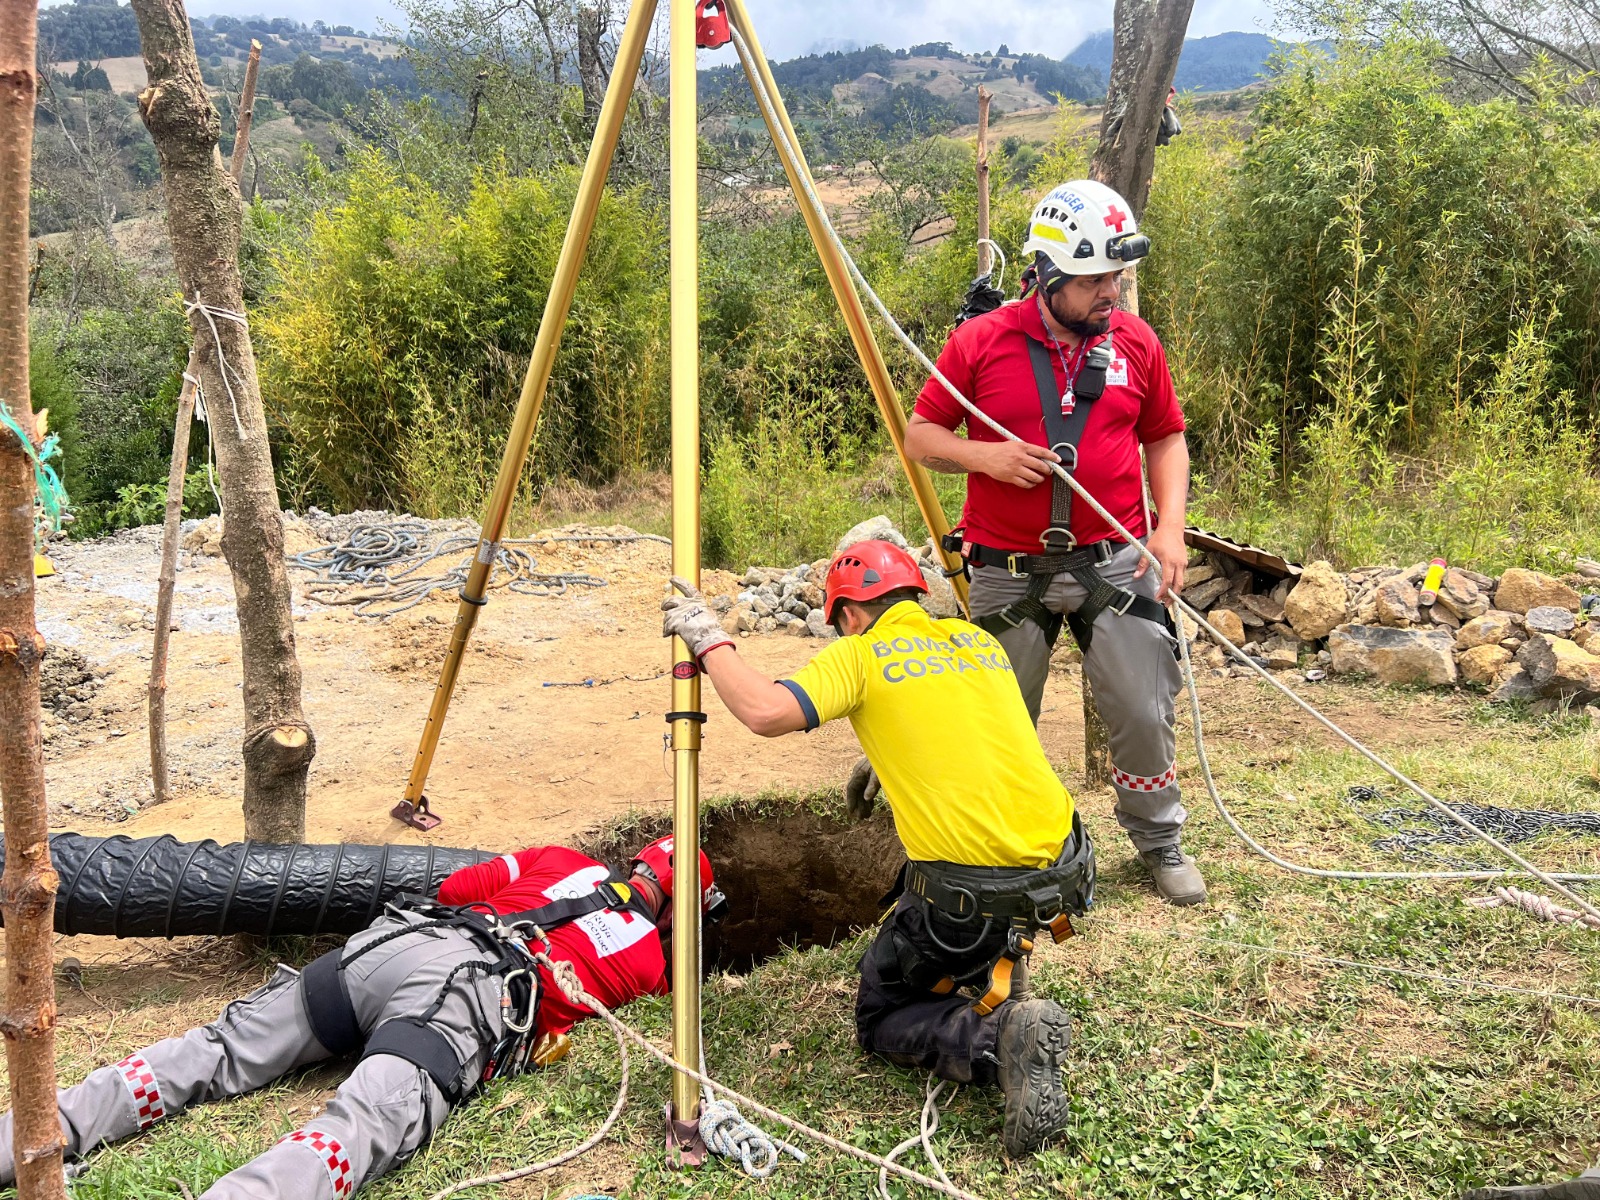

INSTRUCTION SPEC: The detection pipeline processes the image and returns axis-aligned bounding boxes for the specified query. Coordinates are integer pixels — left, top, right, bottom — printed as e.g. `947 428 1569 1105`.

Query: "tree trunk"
0 2 69 1195
151 44 262 809
1089 0 1195 218
576 4 608 133
130 0 316 842
975 86 992 276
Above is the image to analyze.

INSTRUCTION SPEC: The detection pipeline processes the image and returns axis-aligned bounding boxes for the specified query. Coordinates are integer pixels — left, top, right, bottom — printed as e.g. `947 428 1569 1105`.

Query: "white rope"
975 239 1007 292
183 294 249 441
731 23 1600 923
183 371 224 516
535 954 990 1200
879 1075 956 1200
1467 886 1600 931
1088 915 1600 1007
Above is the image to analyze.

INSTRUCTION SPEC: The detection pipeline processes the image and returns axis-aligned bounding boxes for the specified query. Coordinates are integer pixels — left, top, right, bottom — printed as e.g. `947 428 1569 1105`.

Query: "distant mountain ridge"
1066 30 1299 92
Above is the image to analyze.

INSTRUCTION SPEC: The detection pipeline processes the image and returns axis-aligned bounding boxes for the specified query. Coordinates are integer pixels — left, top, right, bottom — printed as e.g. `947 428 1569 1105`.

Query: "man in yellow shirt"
662 540 1096 1157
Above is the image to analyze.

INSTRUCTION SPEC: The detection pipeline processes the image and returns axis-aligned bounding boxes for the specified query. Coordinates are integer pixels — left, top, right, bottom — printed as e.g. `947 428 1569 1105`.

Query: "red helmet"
629 835 727 919
824 540 928 622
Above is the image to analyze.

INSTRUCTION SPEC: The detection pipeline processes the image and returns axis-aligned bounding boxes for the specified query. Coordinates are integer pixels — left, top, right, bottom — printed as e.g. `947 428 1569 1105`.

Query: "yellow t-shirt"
781 601 1073 868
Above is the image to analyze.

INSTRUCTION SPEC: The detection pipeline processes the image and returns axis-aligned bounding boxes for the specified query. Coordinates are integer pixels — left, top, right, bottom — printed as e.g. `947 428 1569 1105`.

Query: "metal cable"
733 26 1600 920
288 521 608 617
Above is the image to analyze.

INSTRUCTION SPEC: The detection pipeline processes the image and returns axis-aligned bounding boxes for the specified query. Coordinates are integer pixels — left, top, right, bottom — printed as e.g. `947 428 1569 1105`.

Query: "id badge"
1061 387 1076 416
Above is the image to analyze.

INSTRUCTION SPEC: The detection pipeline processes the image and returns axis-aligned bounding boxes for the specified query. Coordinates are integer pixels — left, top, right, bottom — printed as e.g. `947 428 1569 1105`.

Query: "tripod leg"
724 0 967 610
396 0 662 823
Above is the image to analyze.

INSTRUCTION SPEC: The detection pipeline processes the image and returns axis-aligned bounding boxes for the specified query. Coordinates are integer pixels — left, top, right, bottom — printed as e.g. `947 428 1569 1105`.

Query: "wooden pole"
976 86 992 276
0 0 70 1193
149 47 260 807
227 41 261 183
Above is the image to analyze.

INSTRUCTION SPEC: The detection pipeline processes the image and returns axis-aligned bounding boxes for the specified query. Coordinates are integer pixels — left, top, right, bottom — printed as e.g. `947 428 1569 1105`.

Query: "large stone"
1525 606 1577 636
1490 666 1544 702
1285 561 1349 640
1515 635 1600 701
1456 611 1518 649
1435 569 1488 620
834 516 910 556
1457 644 1512 687
1328 624 1458 687
1264 640 1299 670
1375 576 1421 627
797 582 826 610
917 562 960 619
1494 568 1580 615
1184 562 1221 586
805 608 837 640
1182 575 1231 612
1208 607 1246 648
1241 593 1286 623
1428 604 1461 630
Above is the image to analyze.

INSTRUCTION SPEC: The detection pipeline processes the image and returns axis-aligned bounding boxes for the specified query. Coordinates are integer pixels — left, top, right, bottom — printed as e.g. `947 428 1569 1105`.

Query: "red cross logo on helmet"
1104 205 1129 232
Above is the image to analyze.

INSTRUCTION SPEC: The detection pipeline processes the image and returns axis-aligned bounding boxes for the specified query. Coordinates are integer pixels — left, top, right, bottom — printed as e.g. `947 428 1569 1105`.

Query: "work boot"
1139 844 1208 906
995 998 1071 1157
1463 1168 1600 1200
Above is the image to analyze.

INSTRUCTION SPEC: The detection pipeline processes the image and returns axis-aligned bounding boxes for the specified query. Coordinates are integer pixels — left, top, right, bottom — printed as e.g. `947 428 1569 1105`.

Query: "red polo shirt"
437 846 668 1038
913 300 1185 553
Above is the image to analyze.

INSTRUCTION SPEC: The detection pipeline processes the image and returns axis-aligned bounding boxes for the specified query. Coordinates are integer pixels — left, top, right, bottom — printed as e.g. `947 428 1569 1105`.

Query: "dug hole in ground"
8 509 1600 1199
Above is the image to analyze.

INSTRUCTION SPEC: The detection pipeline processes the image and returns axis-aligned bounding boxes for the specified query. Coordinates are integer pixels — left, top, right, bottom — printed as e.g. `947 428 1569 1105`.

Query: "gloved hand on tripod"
662 576 734 661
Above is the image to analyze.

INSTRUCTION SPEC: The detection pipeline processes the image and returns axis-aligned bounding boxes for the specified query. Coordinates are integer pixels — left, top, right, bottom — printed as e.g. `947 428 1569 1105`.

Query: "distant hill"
1066 30 1298 93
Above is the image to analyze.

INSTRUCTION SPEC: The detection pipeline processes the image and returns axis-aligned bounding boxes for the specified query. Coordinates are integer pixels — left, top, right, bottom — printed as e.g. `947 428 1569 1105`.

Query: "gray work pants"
967 540 1186 852
0 912 503 1197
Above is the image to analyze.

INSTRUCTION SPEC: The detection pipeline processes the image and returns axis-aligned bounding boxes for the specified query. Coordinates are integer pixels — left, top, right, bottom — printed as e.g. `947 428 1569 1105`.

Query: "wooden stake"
150 47 259 808
227 41 261 184
975 86 992 276
0 0 69 1193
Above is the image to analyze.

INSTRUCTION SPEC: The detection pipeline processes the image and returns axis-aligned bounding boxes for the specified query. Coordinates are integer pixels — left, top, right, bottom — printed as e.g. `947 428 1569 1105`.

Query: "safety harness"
298 874 652 1104
902 813 1096 1014
944 327 1172 654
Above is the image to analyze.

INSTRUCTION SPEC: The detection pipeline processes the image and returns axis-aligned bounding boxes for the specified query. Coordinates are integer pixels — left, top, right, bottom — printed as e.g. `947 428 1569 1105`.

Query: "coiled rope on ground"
287 522 649 617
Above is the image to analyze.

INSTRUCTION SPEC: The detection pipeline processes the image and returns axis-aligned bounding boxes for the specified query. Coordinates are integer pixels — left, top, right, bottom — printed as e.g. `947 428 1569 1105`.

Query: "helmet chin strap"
629 870 668 925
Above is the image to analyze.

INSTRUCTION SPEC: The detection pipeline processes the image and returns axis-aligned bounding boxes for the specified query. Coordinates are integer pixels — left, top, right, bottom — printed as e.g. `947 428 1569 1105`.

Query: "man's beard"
1063 315 1111 337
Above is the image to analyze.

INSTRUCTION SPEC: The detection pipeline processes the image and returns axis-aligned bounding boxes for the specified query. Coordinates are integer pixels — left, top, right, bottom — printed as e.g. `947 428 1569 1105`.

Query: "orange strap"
1049 913 1075 943
930 976 956 995
971 937 1033 1016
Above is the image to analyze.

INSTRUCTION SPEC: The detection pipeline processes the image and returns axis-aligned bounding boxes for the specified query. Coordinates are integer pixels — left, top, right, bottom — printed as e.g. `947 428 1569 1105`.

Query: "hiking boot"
1463 1169 1600 1200
995 998 1071 1157
1139 845 1208 906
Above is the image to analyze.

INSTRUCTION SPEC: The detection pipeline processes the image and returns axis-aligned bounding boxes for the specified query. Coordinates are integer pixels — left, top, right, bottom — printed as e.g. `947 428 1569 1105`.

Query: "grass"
7 681 1600 1199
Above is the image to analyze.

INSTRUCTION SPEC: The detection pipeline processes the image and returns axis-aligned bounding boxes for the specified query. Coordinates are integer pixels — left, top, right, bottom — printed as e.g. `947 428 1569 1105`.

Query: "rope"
288 521 608 618
183 294 248 442
732 26 1600 922
531 954 989 1200
1466 887 1600 931
0 399 69 536
879 1075 956 1200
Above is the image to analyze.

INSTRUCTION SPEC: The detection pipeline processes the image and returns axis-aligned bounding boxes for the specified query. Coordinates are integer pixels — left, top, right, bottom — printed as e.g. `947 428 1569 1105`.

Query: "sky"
171 0 1285 59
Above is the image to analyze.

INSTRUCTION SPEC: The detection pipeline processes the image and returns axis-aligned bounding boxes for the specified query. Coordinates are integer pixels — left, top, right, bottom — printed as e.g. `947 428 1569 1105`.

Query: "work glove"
662 576 735 661
845 755 881 821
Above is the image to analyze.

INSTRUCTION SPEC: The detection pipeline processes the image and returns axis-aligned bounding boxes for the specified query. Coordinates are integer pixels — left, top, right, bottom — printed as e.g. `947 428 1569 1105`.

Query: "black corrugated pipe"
0 834 493 939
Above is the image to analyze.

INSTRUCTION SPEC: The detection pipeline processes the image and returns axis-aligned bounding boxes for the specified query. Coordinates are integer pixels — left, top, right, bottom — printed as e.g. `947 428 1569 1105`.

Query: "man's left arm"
1134 431 1190 601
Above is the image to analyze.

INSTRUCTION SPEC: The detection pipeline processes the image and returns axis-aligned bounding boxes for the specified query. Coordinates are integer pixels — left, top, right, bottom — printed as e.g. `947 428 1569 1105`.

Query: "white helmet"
1022 179 1150 285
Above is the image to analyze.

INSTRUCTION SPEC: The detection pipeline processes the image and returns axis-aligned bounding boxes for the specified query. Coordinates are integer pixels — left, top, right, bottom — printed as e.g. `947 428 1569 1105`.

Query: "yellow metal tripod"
393 0 968 1141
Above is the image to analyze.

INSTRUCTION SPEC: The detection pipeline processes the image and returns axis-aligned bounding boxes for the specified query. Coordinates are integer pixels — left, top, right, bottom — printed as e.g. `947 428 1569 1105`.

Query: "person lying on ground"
1465 1162 1600 1200
0 837 723 1198
662 540 1095 1158
902 177 1205 907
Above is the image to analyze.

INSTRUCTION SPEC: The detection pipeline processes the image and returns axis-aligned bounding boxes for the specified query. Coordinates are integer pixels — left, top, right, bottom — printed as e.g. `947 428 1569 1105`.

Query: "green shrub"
259 151 670 516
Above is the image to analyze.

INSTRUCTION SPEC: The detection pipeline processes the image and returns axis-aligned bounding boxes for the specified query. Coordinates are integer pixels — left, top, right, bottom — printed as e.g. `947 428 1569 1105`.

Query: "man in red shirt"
904 178 1205 907
0 837 719 1198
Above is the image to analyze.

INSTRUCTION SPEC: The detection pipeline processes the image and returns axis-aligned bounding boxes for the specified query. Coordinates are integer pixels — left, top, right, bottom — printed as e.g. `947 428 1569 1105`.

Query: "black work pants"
855 894 1012 1086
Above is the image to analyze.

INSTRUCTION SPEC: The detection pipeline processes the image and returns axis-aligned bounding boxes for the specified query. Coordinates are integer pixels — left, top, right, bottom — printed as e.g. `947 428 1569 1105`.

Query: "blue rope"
0 400 69 536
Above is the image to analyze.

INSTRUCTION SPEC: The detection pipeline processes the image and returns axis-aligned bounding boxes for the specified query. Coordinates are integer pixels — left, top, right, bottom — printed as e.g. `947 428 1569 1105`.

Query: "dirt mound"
39 644 102 716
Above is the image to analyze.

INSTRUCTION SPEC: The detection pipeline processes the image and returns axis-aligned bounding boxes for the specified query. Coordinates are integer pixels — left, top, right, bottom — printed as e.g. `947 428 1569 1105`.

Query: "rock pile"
713 516 960 640
1271 560 1599 706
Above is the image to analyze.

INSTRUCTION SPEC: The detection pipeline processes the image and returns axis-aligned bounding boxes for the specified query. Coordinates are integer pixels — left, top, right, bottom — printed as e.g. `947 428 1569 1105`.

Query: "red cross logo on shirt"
1104 205 1129 232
